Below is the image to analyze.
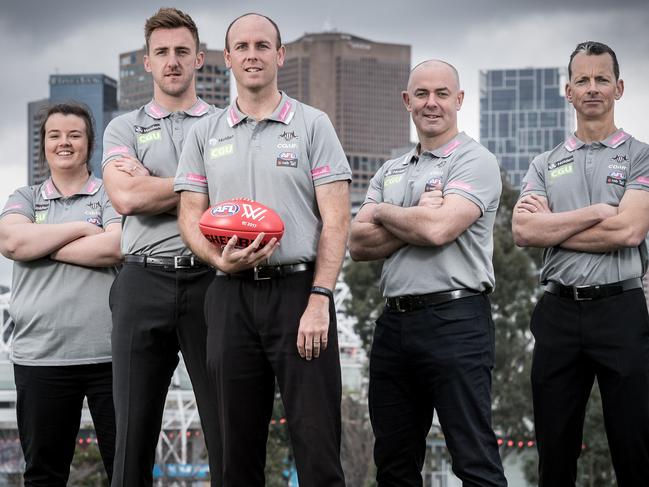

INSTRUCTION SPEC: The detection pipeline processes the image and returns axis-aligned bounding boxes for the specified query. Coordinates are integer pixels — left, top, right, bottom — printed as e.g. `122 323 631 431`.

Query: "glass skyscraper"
479 68 574 188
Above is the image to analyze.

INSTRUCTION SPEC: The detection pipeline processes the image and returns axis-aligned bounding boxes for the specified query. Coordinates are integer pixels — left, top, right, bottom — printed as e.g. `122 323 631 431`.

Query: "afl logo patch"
606 170 626 187
425 177 443 191
277 152 298 168
211 203 240 217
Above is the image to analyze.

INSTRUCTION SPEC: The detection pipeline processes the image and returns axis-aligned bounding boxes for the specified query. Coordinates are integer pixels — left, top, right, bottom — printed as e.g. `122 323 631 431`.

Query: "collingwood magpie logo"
278 131 299 142
611 154 629 164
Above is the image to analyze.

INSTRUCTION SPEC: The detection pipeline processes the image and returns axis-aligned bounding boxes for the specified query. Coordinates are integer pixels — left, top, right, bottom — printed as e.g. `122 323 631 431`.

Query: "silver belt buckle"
174 256 194 269
573 285 592 301
253 265 272 281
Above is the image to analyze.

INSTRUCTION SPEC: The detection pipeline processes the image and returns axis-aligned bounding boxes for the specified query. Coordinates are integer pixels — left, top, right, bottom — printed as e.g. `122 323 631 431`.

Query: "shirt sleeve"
519 153 548 199
444 147 502 214
308 113 352 187
1 187 35 221
363 164 387 206
99 186 121 227
174 120 208 194
102 116 136 169
626 143 649 192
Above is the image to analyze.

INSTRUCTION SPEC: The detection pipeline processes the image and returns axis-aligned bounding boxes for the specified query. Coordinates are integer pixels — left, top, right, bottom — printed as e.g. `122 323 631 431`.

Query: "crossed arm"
512 189 649 252
349 189 481 261
103 155 179 216
0 214 122 267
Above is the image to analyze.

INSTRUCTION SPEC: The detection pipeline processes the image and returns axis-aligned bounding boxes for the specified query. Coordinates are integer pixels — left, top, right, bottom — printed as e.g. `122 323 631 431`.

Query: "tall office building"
118 43 230 111
278 32 411 209
479 67 574 188
27 99 49 186
27 74 118 185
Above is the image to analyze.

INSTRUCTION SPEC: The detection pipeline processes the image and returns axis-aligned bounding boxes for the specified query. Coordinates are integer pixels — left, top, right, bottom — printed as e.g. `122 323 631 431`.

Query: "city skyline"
1 0 648 284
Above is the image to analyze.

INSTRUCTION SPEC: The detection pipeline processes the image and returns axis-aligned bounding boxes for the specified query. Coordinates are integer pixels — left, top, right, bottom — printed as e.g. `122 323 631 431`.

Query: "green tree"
340 394 375 487
343 259 383 354
69 440 108 486
490 180 538 446
265 386 292 487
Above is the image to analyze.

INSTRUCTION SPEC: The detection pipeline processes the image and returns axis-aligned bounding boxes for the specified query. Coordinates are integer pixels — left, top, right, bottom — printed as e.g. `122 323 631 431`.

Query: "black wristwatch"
311 286 334 300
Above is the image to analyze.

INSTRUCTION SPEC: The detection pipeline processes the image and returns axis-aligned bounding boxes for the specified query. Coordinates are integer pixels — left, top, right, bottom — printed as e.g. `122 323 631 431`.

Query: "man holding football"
101 8 220 486
175 13 350 487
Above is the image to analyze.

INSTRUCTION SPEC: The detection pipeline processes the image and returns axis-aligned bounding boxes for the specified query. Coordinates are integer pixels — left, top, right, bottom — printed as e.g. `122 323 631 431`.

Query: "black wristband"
311 286 334 300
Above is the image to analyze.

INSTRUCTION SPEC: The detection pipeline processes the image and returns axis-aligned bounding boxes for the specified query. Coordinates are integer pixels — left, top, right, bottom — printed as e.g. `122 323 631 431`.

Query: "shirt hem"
10 356 112 366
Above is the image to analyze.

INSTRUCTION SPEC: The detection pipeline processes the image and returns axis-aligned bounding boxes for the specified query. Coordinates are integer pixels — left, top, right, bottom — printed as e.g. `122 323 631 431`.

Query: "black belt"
124 254 207 270
544 277 642 301
215 262 314 280
385 289 483 313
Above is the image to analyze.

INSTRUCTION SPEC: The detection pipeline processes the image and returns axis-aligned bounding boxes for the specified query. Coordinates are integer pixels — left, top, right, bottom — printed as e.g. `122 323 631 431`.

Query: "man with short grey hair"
513 41 649 486
350 59 506 486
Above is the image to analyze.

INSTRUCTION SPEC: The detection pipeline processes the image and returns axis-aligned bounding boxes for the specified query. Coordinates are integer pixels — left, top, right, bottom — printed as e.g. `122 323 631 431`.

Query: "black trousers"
531 289 649 487
369 294 506 487
14 362 115 487
109 264 220 487
204 270 345 487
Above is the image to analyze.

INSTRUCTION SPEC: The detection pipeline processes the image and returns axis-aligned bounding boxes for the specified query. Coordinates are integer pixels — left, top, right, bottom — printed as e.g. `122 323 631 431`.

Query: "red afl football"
199 198 284 248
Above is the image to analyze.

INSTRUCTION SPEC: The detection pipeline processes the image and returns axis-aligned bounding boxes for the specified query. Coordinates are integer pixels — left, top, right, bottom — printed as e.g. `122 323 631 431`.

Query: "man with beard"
102 8 220 486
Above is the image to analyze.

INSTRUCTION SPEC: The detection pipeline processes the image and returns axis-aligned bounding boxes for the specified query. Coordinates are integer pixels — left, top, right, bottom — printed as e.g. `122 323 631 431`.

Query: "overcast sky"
0 0 648 285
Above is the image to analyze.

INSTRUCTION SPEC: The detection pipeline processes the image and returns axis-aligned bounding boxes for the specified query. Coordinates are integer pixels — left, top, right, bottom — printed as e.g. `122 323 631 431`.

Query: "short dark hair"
145 8 200 53
569 41 620 80
224 13 282 51
39 103 95 173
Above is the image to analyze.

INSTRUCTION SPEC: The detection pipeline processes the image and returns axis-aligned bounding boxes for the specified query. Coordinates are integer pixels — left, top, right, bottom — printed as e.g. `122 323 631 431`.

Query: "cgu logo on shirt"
548 156 574 179
135 124 162 144
210 144 234 159
34 211 48 224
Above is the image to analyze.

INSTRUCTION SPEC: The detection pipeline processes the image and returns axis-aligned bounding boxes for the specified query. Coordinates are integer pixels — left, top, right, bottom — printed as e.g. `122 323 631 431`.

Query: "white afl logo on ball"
211 203 240 217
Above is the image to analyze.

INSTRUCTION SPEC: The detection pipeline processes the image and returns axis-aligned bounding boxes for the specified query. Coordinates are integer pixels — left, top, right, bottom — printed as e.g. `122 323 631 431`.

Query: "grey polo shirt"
520 129 649 286
364 132 501 298
102 98 218 256
1 176 120 366
175 92 352 265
